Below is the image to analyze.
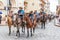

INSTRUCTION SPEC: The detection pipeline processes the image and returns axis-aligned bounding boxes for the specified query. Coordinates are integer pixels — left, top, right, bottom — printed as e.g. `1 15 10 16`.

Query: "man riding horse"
18 7 25 33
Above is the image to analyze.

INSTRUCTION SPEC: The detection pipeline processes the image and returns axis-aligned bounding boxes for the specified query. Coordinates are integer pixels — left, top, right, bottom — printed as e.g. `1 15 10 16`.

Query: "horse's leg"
27 28 29 37
22 26 25 33
22 26 23 32
23 22 25 33
16 24 20 37
23 26 25 33
44 22 45 29
9 26 11 36
33 27 35 33
22 21 25 33
30 28 33 37
16 28 20 37
14 23 16 27
41 22 43 29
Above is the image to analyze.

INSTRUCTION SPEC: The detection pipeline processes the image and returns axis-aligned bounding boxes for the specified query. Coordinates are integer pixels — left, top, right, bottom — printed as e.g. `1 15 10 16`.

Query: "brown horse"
7 13 25 37
7 16 12 35
24 14 33 37
7 14 21 36
24 13 37 37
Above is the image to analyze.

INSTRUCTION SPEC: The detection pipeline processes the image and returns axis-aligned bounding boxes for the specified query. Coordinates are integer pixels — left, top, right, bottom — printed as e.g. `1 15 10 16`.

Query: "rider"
18 7 25 33
29 11 34 22
18 7 24 21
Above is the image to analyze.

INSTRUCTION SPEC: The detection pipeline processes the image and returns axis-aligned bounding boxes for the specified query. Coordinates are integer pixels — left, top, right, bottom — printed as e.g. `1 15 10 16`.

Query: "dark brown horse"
24 14 33 37
24 13 37 37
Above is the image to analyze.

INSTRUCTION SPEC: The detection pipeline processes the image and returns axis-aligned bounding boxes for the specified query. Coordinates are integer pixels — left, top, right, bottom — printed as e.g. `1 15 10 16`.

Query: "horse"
13 14 25 37
24 13 37 37
24 13 33 37
7 16 12 35
7 14 21 37
15 14 21 37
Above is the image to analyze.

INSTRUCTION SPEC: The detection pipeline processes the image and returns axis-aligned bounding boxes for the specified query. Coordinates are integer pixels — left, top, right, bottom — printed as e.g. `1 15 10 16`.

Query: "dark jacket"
40 15 46 22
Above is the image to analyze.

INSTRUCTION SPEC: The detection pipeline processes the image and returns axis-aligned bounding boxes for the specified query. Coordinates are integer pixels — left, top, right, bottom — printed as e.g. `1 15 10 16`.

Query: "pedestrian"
40 9 46 29
41 14 46 29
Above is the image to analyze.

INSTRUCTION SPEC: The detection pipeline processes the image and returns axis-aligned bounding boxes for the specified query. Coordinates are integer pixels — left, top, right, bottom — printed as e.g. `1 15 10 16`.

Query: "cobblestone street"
0 20 60 40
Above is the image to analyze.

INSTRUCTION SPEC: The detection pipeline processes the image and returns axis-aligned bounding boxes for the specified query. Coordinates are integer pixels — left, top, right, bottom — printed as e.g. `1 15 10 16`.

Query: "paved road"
0 20 60 40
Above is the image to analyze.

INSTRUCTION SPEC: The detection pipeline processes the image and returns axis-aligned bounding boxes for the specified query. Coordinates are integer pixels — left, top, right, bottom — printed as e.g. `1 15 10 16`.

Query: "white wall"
49 0 58 13
25 0 41 13
0 0 7 15
15 0 24 8
0 0 24 15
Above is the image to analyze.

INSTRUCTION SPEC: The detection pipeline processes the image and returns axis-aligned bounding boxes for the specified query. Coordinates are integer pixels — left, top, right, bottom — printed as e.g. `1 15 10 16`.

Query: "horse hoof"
16 34 20 37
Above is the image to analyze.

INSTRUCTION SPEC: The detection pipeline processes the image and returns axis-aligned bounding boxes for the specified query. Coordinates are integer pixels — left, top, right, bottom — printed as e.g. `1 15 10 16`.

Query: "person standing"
41 14 46 29
40 9 46 29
